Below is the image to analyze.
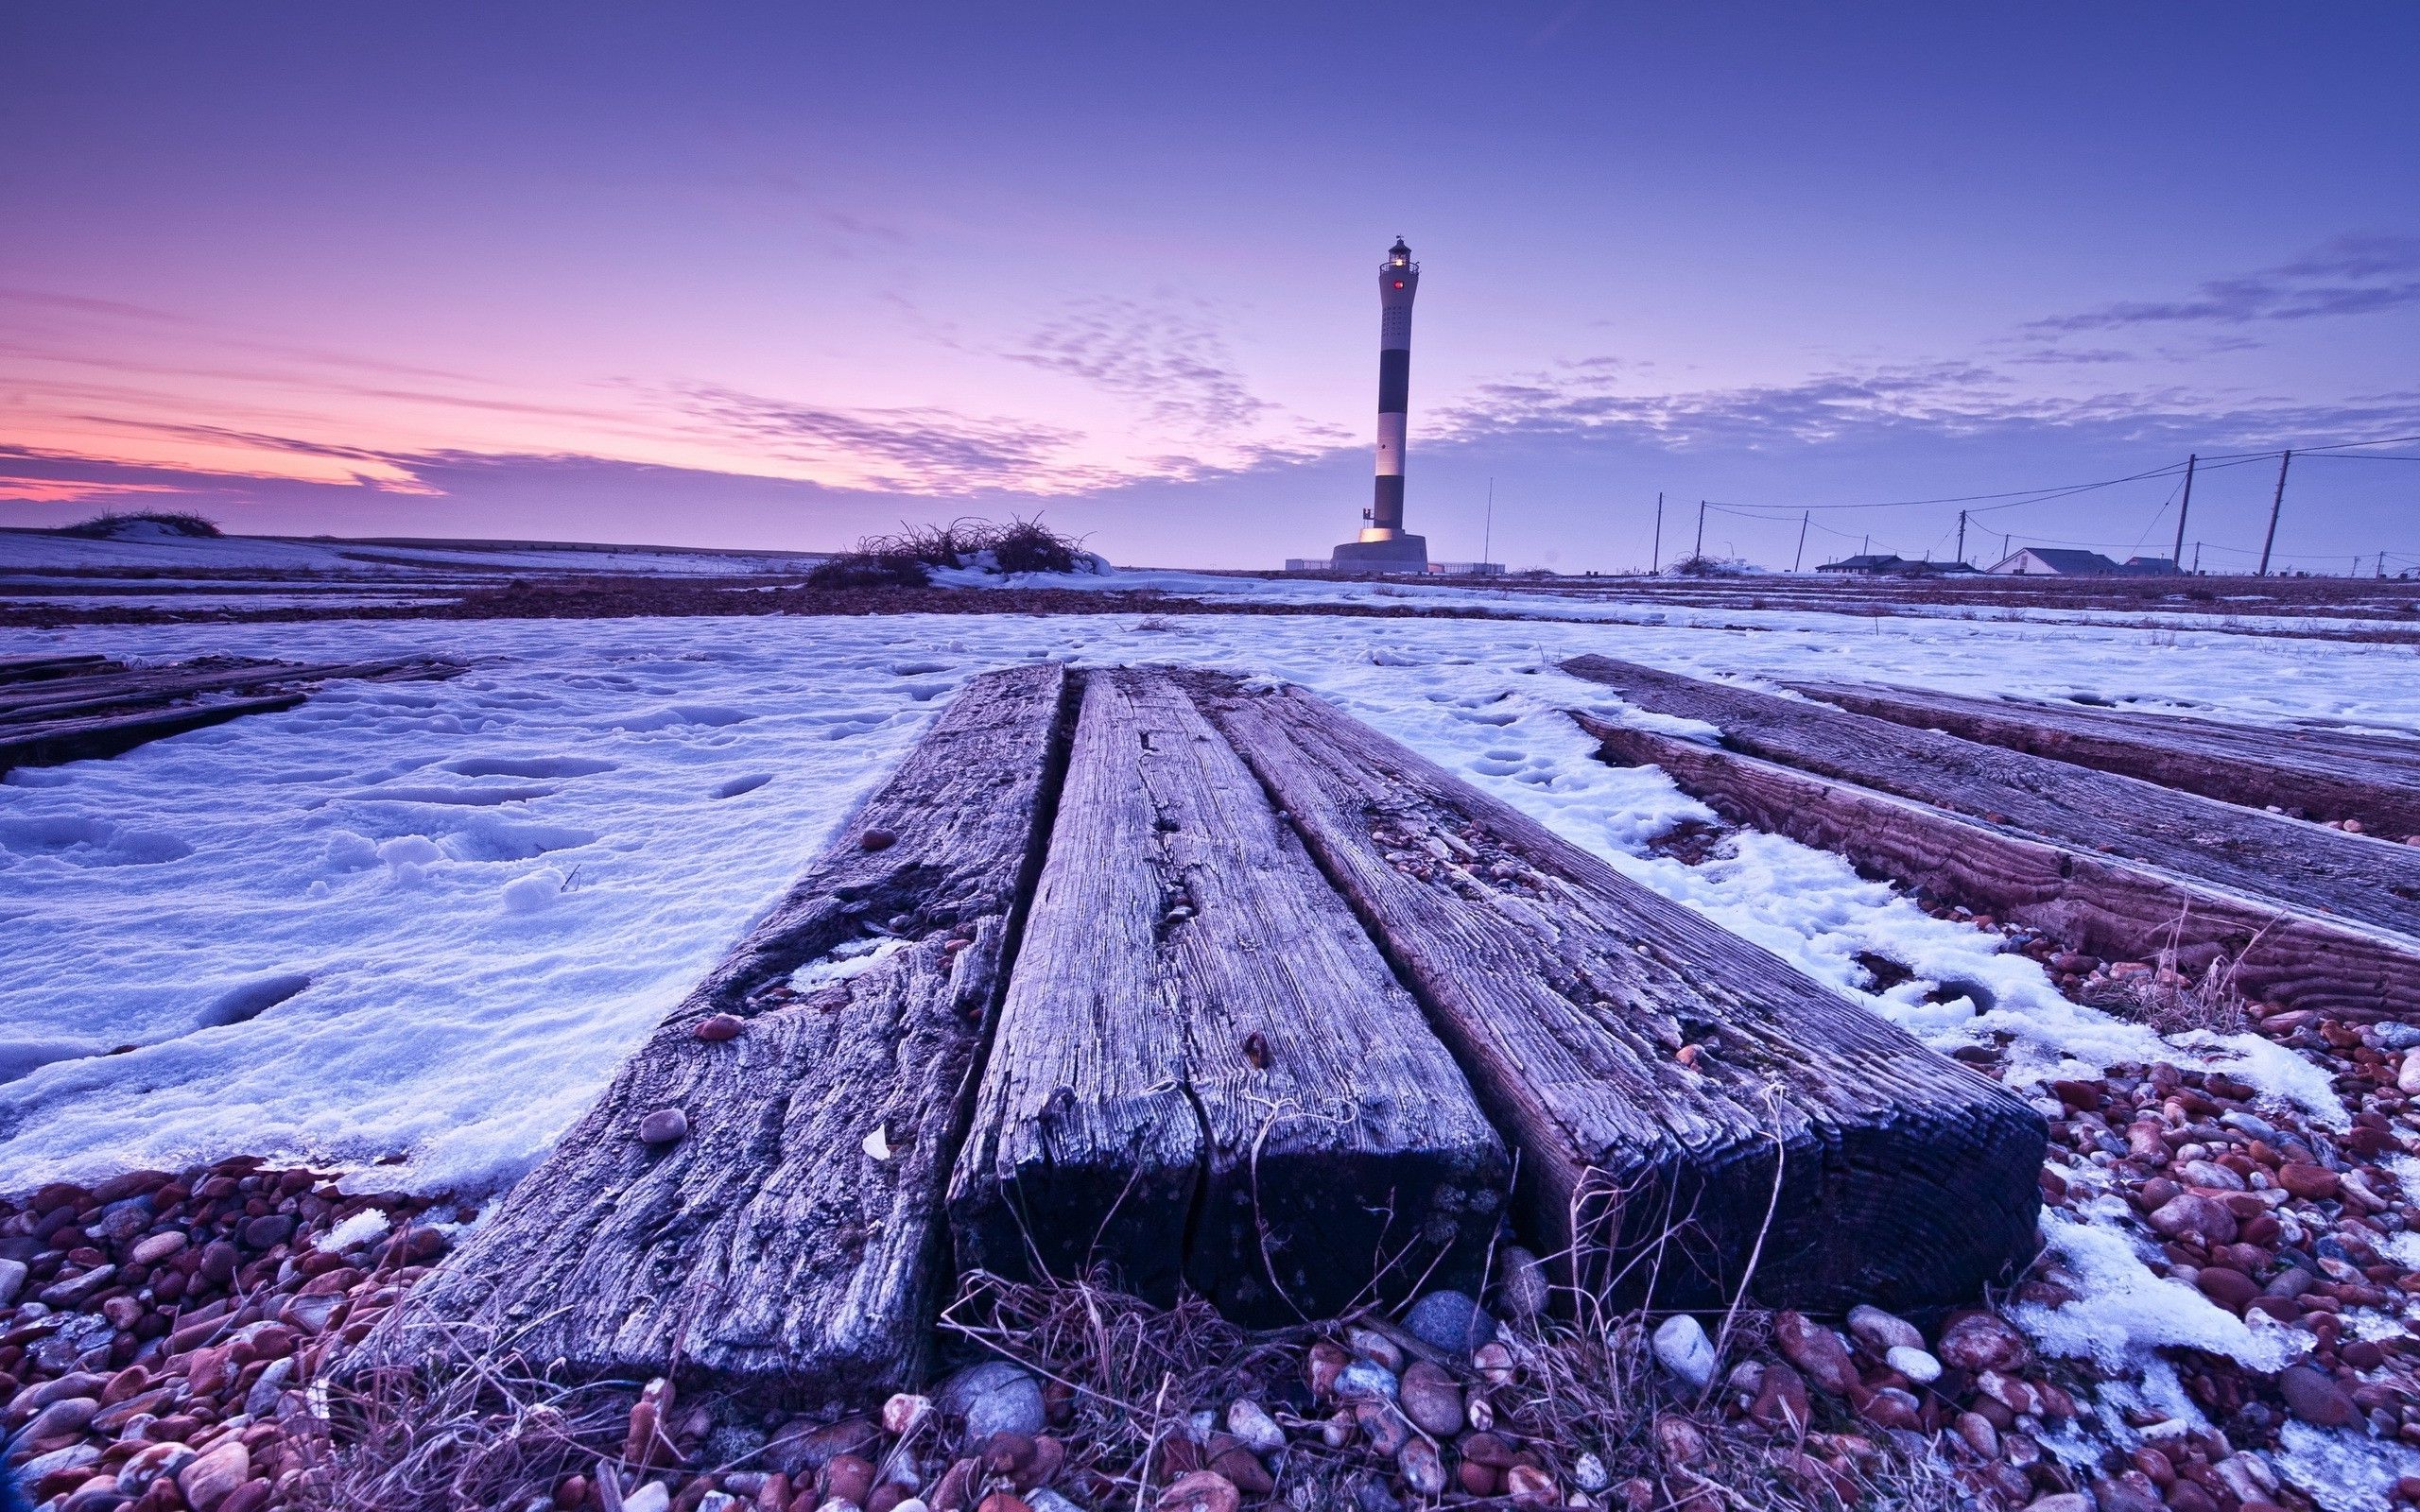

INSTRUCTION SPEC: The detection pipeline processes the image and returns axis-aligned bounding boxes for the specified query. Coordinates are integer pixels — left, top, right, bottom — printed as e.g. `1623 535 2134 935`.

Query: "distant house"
1986 548 2122 576
1817 553 1907 575
2120 556 2181 575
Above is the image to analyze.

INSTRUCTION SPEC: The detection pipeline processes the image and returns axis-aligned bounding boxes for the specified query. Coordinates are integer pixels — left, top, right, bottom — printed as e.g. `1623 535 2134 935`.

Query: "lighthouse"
1331 237 1430 572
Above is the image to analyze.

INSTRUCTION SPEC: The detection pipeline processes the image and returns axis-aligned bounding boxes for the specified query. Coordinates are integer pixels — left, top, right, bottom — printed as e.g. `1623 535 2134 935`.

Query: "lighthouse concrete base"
1330 533 1429 575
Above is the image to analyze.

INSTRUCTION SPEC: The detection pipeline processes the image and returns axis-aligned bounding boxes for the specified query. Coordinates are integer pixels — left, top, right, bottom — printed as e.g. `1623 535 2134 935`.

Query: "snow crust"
3 606 2413 1203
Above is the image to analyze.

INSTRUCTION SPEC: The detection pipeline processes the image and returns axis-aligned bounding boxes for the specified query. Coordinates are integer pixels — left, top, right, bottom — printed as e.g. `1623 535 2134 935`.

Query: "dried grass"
297 1315 643 1512
808 517 1095 589
55 508 222 539
938 1264 1960 1512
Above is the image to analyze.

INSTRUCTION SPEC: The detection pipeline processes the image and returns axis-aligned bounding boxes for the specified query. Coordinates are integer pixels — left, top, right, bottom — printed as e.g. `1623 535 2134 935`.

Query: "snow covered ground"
9 600 2419 1496
0 524 829 578
5 605 2411 1198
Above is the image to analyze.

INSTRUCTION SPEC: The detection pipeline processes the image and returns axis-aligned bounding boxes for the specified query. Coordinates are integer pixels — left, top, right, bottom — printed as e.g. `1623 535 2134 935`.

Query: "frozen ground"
5 604 2411 1197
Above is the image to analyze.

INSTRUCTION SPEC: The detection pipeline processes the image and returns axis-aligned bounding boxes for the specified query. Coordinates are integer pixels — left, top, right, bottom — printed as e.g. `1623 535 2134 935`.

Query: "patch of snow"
318 1207 391 1252
2014 1209 2308 1373
792 936 908 990
2276 1418 2420 1512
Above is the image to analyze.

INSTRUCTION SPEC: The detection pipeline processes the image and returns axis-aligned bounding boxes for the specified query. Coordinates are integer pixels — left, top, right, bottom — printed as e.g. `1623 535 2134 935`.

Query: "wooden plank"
0 652 113 684
1571 712 2420 1025
0 656 443 723
1182 673 2045 1315
1791 678 2420 838
0 694 308 771
0 659 460 772
949 670 1509 1324
369 664 1070 1404
1562 656 2420 940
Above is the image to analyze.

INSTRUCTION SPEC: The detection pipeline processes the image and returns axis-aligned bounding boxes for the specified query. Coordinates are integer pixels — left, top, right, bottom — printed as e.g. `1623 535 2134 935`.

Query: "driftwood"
0 656 460 773
1562 657 2420 941
1569 711 2420 1025
1184 674 2045 1314
949 669 1507 1323
1792 679 2420 839
372 663 1070 1404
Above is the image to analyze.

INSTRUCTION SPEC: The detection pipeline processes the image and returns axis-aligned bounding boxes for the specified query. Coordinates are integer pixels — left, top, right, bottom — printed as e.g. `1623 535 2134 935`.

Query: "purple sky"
5 4 2418 572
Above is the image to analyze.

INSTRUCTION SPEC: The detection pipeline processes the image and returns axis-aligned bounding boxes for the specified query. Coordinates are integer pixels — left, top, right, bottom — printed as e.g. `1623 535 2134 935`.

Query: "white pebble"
1886 1345 1943 1384
1227 1399 1287 1455
1651 1314 1717 1389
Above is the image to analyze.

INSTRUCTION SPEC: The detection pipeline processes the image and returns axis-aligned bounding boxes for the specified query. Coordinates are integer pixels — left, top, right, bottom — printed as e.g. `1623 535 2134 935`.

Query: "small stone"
130 1231 188 1265
1306 1338 1350 1398
1225 1399 1285 1455
825 1452 878 1506
859 829 898 852
1401 1290 1495 1353
1397 1360 1462 1436
1396 1437 1446 1497
1503 1465 1555 1505
1934 1310 2032 1374
621 1486 672 1512
1209 1447 1272 1496
1651 1314 1717 1389
1025 1494 1082 1512
2146 1194 2238 1246
0 1257 25 1306
1570 1452 1610 1493
2021 1496 2091 1512
885 1393 933 1436
1772 1311 1858 1396
2276 1365 2359 1427
1651 1414 1707 1468
2196 1267 2259 1313
1749 1361 1809 1433
638 1108 689 1145
695 1013 746 1042
1846 1304 1924 1353
177 1441 251 1512
24 1396 100 1442
1884 1345 1942 1384
1154 1470 1239 1512
1473 1339 1515 1386
939 1362 1046 1443
1860 1386 1922 1430
2276 1164 2339 1199
1337 1357 1399 1401
1355 1400 1412 1456
1345 1326 1404 1373
1495 1245 1550 1320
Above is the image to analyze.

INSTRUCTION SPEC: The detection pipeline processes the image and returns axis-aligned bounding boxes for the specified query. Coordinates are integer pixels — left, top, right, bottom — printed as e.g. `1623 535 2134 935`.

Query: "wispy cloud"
1007 297 1272 434
2027 232 2420 333
674 385 1120 493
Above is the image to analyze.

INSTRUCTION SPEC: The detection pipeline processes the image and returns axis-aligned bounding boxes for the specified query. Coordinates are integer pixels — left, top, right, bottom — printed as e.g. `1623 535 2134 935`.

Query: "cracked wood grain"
366 662 1070 1405
949 668 1508 1323
1185 673 2045 1314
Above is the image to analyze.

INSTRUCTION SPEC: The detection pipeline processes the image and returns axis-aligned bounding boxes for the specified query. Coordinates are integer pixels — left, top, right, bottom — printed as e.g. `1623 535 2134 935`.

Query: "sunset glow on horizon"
6 4 2418 571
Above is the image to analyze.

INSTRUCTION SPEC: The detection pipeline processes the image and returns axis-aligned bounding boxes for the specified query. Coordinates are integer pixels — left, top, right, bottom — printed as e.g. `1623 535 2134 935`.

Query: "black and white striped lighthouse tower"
1332 237 1429 572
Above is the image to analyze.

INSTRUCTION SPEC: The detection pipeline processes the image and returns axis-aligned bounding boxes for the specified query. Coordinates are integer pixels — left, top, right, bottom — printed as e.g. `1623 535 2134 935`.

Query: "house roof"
1818 554 1904 570
1992 548 2120 574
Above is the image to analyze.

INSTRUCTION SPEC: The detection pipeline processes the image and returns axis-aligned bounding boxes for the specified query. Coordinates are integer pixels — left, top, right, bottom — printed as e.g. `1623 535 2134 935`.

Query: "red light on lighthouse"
1392 280 1405 288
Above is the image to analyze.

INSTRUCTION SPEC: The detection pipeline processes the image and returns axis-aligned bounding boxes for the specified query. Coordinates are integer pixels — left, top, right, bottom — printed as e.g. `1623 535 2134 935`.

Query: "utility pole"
1694 500 1707 561
1651 492 1662 575
1482 477 1494 572
2172 454 2196 568
2379 551 2389 581
2192 541 2202 573
1793 510 1810 573
2257 450 2292 576
1862 533 1872 558
1955 509 1967 566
